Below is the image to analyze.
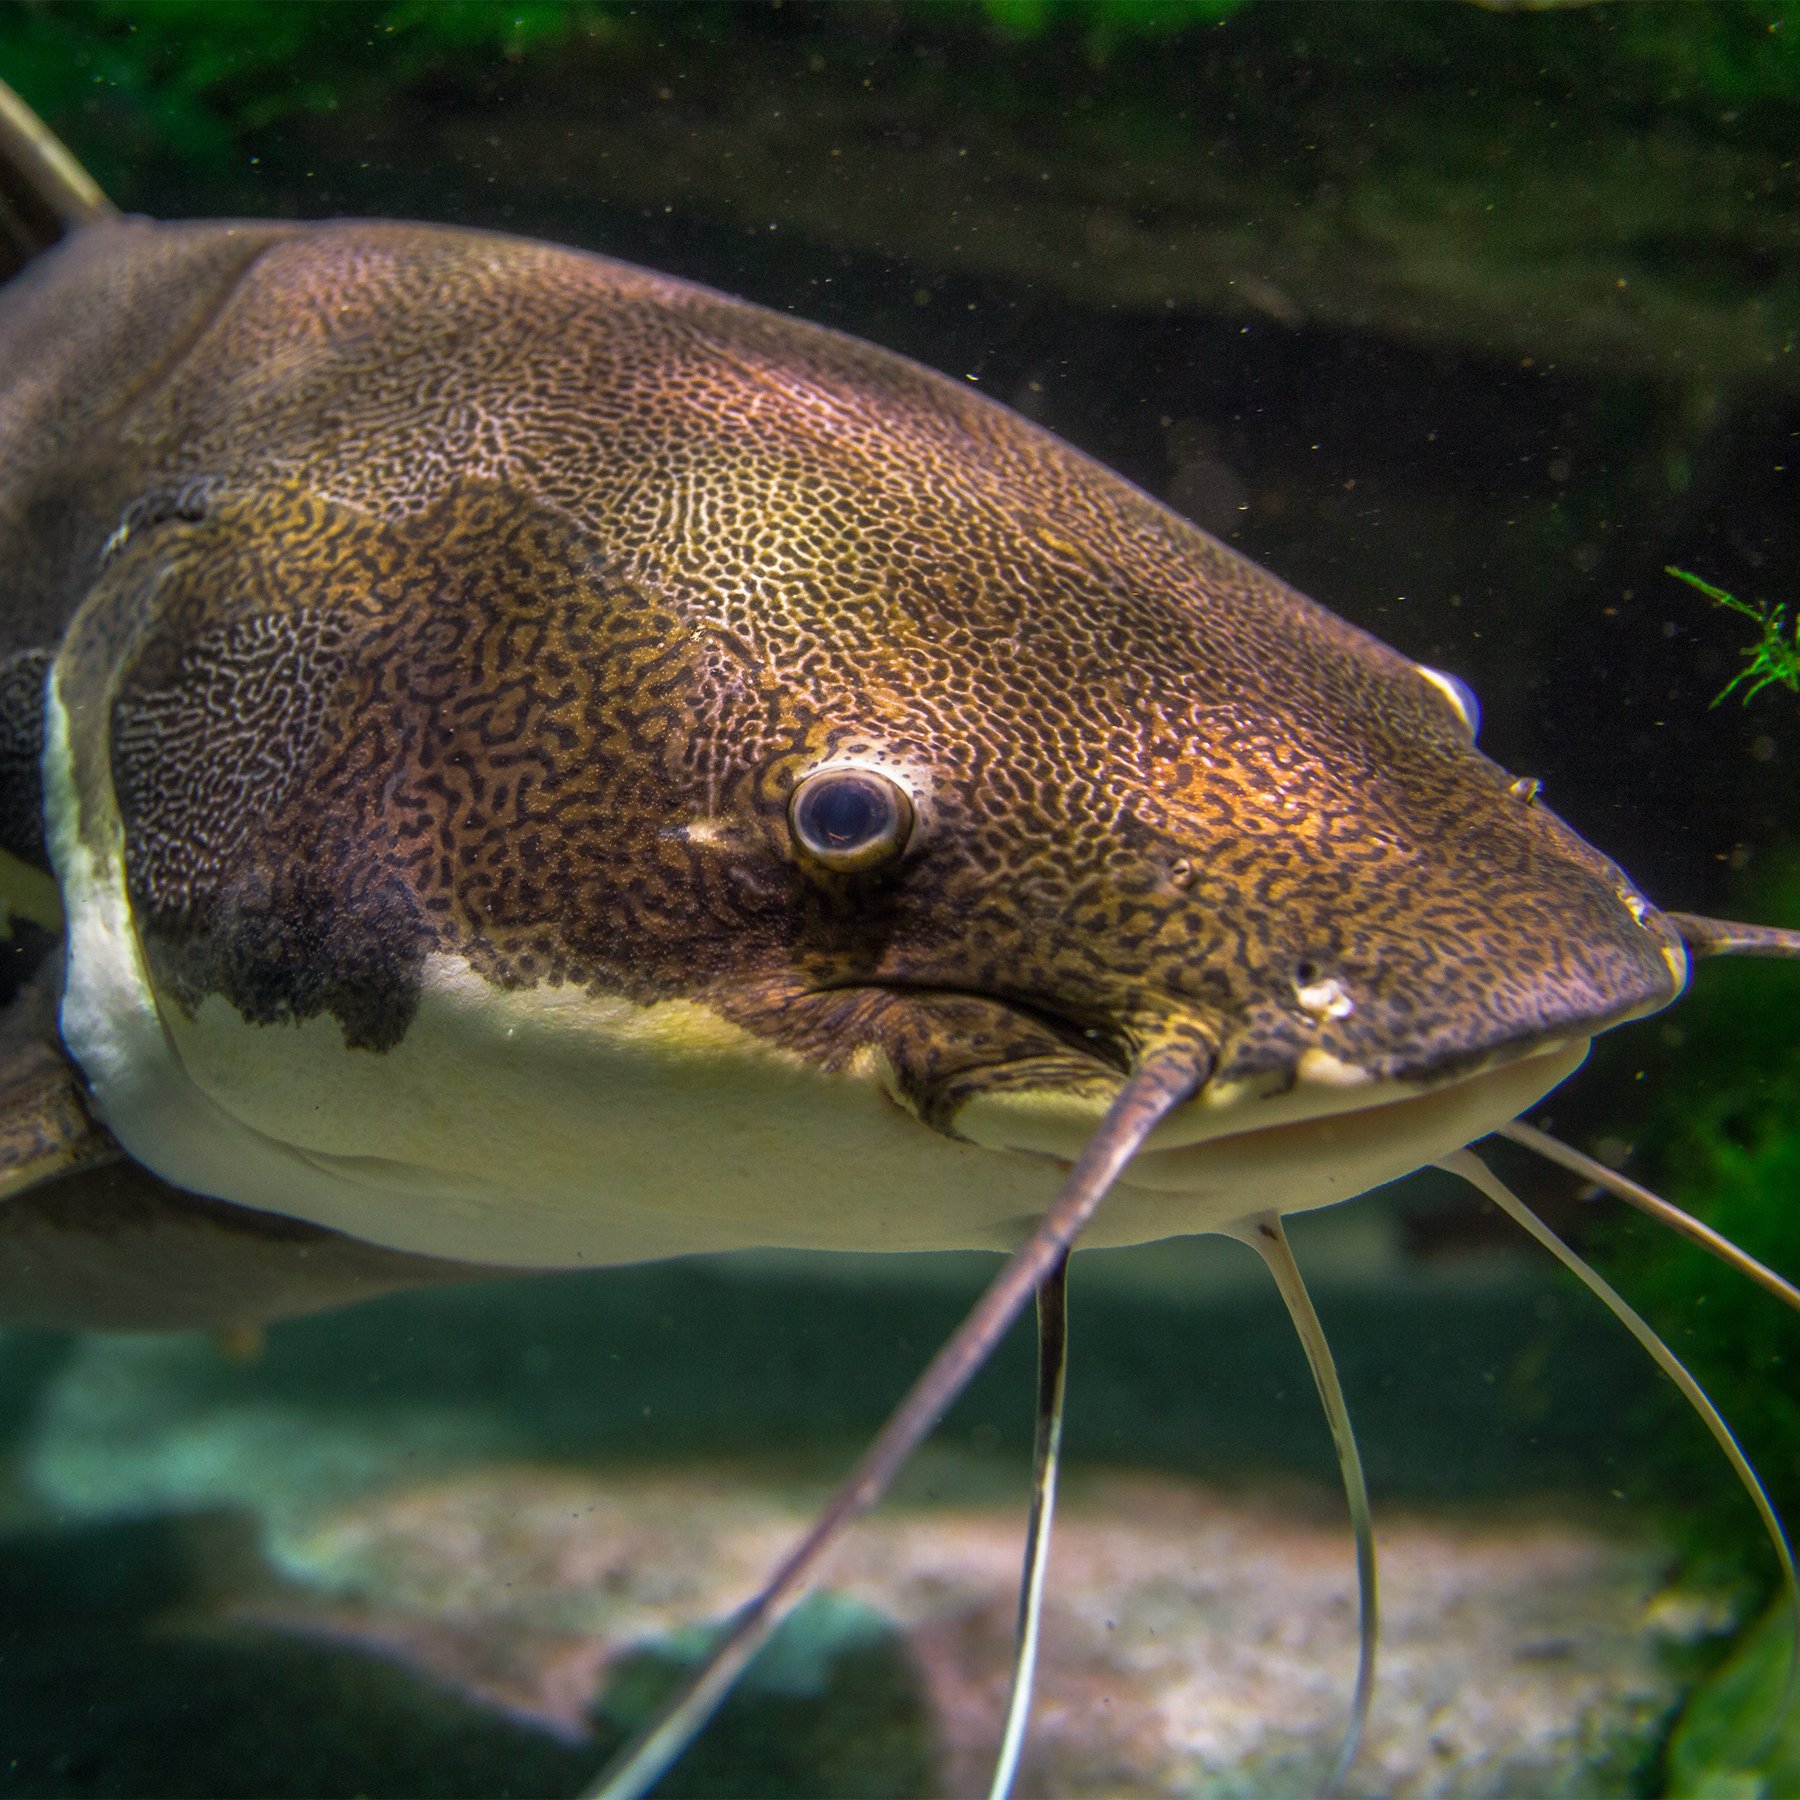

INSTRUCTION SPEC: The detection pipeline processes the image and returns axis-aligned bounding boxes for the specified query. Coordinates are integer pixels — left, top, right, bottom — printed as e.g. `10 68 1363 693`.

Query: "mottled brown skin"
0 215 1682 1323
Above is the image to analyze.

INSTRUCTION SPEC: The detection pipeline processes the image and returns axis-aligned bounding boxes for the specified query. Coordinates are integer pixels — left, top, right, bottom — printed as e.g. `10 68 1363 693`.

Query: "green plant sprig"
1667 565 1800 706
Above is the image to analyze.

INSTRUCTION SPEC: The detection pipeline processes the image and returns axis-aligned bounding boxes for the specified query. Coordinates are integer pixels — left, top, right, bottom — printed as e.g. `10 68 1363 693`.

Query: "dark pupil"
804 776 887 848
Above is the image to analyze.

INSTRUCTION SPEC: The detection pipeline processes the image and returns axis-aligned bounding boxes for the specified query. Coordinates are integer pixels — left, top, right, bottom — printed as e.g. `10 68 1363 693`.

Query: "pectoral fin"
0 982 119 1201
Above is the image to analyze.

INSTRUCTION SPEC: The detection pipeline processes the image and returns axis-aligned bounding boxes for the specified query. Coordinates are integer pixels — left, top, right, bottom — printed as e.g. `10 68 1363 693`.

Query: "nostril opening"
1293 961 1356 1021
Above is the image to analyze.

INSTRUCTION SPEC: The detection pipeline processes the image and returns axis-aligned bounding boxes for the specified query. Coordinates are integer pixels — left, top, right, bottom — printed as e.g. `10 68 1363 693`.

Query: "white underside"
44 678 1590 1270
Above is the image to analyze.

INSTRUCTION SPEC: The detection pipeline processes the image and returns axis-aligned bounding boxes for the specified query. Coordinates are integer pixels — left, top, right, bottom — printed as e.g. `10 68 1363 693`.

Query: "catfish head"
28 220 1684 1269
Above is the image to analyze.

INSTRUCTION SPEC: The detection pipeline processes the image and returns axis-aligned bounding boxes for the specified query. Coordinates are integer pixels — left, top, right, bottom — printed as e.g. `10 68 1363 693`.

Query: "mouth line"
1096 1036 1596 1225
1182 976 1689 1159
811 978 1134 1074
807 960 1679 1148
947 1021 1598 1222
821 971 1677 1093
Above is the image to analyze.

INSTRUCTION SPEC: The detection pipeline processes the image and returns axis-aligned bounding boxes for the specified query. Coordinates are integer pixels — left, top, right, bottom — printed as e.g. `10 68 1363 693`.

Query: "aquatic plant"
976 0 1248 40
6 0 1794 174
1668 567 1800 706
1562 848 1800 1794
0 1 608 199
1666 1599 1800 1799
1593 850 1800 1565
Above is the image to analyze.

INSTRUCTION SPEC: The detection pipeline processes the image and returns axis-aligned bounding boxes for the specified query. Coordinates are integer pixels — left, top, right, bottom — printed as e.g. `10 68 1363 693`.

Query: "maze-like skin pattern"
21 218 1680 1125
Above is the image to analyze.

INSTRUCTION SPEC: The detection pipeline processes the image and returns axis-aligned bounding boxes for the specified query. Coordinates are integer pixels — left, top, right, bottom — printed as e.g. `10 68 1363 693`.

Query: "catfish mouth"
859 954 1681 1244
844 879 1689 1138
948 1023 1596 1247
866 960 1675 1139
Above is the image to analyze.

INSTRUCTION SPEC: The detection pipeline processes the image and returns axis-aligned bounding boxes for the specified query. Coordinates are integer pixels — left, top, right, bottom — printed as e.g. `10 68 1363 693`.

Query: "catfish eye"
788 767 915 871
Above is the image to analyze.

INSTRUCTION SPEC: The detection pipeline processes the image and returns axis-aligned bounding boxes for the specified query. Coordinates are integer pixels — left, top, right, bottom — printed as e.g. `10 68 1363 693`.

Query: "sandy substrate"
6 1240 1729 1795
228 1459 1697 1798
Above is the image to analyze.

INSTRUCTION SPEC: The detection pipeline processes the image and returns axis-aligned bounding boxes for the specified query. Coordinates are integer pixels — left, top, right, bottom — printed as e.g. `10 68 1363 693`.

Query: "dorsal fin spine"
0 77 116 278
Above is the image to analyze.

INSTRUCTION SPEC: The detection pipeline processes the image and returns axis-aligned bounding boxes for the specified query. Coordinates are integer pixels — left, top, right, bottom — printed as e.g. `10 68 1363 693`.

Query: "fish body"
1 211 1679 1316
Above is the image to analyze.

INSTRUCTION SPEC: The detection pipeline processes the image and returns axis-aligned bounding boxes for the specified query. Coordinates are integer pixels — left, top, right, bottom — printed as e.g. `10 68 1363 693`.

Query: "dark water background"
1 4 1796 1795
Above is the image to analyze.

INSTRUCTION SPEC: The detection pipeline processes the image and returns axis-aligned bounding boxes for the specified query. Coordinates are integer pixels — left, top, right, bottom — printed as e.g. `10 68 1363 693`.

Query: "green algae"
1571 848 1800 1796
1668 568 1800 707
1665 1600 1800 1800
1598 848 1800 1592
7 1 1798 400
592 1592 933 1799
976 0 1248 44
0 1 609 200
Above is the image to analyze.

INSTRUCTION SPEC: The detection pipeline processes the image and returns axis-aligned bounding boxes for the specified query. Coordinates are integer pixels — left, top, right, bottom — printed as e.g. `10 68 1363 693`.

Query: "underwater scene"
0 3 1797 1796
